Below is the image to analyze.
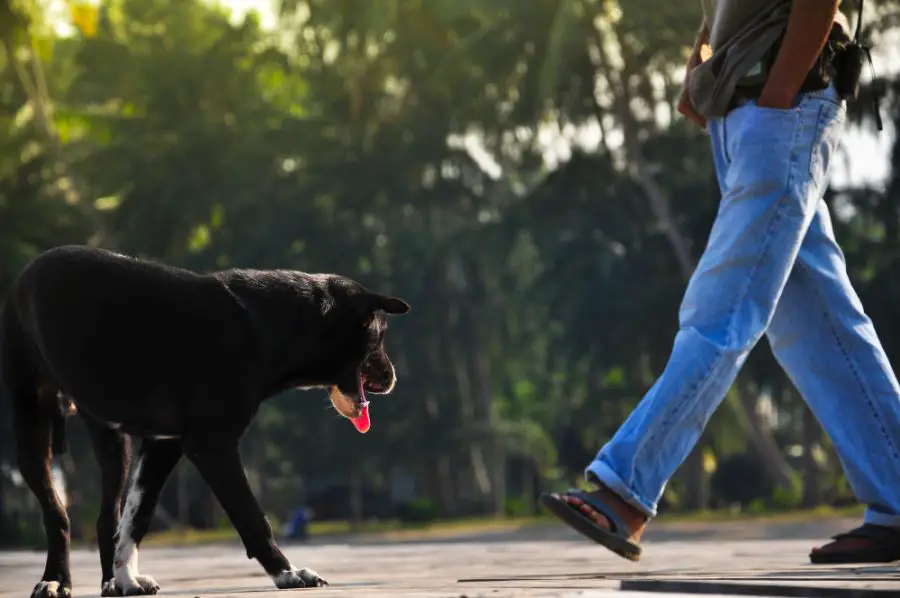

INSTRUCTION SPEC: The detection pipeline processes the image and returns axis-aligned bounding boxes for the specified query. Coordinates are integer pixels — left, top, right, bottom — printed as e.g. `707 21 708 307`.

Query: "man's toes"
31 581 71 598
561 495 610 529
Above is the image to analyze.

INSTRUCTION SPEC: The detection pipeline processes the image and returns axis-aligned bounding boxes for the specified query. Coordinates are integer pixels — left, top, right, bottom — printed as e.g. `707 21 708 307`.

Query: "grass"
141 515 548 547
140 503 867 547
656 503 865 525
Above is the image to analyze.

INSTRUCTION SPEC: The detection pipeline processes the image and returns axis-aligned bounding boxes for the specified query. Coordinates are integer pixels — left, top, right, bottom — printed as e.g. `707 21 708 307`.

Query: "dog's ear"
368 293 410 315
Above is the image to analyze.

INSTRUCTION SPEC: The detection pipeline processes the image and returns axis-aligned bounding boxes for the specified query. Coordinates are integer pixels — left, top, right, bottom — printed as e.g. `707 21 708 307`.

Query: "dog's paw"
272 567 328 589
101 579 120 597
105 575 160 596
30 581 71 598
134 575 161 595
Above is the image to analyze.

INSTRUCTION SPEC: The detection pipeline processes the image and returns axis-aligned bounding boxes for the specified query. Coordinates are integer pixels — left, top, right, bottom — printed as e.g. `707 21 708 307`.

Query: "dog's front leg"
185 444 328 589
84 417 130 594
109 439 182 596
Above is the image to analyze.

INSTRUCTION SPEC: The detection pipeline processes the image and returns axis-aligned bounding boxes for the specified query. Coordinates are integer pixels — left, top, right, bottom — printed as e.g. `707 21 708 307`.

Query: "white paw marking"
132 574 159 595
272 567 328 589
114 458 145 592
101 575 159 596
31 581 68 598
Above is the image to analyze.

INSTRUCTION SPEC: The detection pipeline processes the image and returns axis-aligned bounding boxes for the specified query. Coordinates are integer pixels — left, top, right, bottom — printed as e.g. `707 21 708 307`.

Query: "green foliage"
771 479 804 511
3 0 900 537
397 498 441 523
710 453 774 508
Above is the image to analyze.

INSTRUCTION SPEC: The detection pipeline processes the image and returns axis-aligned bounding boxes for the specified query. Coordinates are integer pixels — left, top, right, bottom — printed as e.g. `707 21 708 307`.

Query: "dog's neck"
214 269 348 397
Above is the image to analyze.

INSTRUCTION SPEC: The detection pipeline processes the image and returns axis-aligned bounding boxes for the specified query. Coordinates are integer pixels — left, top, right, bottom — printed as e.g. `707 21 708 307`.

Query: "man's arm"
678 23 710 128
687 24 711 70
758 0 839 108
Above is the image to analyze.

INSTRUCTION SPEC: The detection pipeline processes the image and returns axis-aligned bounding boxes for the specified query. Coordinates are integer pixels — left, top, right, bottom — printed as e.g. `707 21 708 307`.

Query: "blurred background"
1 0 899 548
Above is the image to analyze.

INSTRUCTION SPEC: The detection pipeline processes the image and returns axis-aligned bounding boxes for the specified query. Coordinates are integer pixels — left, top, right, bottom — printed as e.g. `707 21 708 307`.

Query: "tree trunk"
471 330 504 516
680 446 708 511
177 464 190 529
452 343 492 499
522 461 537 516
436 454 458 517
801 407 822 507
735 381 796 491
193 484 216 529
491 442 507 517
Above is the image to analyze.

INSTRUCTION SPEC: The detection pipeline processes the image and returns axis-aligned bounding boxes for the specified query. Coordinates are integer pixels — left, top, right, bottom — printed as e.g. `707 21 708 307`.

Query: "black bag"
833 0 883 130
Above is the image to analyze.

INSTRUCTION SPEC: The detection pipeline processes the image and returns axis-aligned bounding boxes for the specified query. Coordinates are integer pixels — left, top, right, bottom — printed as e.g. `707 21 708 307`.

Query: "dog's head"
322 280 410 424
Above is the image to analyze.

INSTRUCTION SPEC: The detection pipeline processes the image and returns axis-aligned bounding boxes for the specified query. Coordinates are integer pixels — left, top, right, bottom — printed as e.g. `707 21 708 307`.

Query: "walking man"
542 0 900 564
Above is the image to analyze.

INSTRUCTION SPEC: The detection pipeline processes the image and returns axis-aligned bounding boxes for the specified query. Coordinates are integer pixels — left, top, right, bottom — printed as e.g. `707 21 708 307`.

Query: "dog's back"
4 246 254 425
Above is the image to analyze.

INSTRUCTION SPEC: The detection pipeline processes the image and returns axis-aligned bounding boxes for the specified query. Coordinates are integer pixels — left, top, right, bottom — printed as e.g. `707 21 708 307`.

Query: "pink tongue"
350 404 370 433
350 374 370 433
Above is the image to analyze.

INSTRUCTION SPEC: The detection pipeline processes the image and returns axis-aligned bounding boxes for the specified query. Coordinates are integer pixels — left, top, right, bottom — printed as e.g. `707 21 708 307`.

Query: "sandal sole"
539 493 641 561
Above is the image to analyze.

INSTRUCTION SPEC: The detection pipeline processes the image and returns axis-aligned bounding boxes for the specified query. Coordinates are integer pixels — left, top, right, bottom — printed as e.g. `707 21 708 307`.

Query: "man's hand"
679 24 709 129
678 86 706 129
758 0 839 109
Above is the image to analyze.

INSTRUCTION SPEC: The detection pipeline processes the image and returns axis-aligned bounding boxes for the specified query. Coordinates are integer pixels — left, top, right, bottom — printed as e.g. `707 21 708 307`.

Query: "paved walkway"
1 517 898 597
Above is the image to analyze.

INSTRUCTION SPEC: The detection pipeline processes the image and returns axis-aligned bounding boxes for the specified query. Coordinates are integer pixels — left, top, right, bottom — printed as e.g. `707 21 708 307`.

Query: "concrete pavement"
1 517 898 597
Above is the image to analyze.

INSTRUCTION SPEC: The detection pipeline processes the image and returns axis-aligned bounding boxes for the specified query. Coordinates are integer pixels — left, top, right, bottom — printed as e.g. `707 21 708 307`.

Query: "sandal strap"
832 523 900 543
561 489 629 536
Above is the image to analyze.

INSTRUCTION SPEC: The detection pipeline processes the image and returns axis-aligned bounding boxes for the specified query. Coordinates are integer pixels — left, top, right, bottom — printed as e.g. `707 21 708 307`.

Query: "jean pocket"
804 85 845 110
808 101 846 182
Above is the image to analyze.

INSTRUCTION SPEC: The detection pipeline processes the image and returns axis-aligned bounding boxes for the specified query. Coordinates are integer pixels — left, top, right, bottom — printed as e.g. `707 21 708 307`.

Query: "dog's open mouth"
328 372 371 434
350 373 371 433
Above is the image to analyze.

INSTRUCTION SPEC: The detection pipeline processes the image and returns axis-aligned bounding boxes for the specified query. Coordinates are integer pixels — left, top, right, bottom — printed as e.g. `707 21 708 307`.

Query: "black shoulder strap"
854 0 864 41
855 0 883 131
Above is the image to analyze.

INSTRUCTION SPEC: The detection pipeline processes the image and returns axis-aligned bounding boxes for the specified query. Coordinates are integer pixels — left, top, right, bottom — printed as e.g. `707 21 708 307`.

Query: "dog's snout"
361 354 396 394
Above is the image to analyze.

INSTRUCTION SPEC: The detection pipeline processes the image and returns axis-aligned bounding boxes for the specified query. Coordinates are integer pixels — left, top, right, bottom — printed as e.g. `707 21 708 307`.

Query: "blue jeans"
587 85 900 529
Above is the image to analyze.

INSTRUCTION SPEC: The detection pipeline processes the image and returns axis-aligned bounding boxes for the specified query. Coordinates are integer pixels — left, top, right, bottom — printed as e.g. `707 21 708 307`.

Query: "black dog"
0 245 410 597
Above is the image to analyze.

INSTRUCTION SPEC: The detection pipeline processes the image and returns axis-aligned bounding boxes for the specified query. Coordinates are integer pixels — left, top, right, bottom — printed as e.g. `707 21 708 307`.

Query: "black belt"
726 26 840 114
726 78 830 113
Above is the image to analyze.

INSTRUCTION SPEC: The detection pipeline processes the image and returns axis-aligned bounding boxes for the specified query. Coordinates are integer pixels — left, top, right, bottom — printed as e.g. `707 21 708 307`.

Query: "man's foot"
540 484 648 561
810 523 900 564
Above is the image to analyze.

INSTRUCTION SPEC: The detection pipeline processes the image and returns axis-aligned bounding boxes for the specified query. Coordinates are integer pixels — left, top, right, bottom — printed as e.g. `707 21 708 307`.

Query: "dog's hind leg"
185 444 328 589
3 310 72 598
111 438 182 596
84 416 131 596
14 389 73 598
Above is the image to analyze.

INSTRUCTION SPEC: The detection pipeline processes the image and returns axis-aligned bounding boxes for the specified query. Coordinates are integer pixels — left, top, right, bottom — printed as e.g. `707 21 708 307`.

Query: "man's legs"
589 92 845 515
542 88 849 555
766 198 900 560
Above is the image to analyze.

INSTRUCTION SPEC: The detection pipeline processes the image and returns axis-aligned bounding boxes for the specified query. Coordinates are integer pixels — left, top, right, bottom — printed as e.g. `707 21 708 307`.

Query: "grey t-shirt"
689 0 848 118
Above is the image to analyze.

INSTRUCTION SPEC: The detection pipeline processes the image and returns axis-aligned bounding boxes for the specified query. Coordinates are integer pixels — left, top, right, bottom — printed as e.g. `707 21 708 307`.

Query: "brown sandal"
540 489 643 561
810 523 900 564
